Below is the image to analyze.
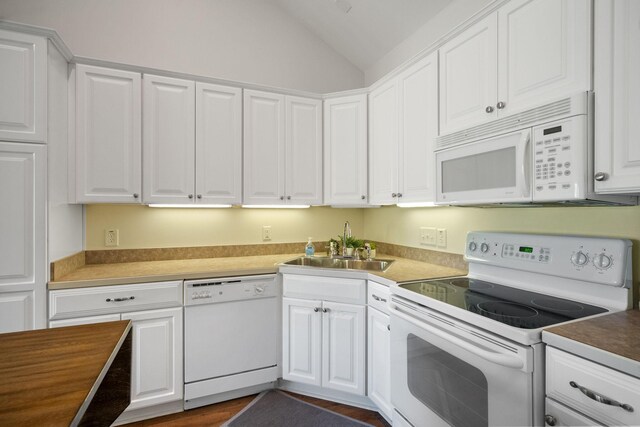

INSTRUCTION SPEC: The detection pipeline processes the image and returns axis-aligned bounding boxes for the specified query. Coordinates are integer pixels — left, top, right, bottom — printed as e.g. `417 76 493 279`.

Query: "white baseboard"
112 400 183 425
277 379 378 412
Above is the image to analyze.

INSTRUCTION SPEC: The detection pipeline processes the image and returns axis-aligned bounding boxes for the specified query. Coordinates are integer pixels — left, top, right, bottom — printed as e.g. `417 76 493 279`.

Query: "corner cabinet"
593 0 640 194
71 65 142 203
282 274 366 396
49 281 184 417
323 94 368 205
369 51 438 205
0 142 46 333
143 75 242 205
243 90 322 206
439 0 591 135
0 29 46 143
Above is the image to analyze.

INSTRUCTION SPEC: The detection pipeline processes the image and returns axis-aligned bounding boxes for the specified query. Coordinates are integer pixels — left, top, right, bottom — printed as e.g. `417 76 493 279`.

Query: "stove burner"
477 301 538 319
449 279 471 288
531 298 584 312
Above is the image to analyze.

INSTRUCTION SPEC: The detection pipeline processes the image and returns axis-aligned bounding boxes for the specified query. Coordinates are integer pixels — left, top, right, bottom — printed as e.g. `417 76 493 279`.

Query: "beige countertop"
48 253 466 290
543 310 640 377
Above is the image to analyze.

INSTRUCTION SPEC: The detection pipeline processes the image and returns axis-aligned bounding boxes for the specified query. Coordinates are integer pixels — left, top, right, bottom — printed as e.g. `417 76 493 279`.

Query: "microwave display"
543 126 562 135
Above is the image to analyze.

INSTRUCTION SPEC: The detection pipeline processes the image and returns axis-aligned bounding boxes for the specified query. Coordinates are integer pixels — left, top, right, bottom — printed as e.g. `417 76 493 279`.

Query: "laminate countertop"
0 320 132 426
543 310 640 378
48 253 466 290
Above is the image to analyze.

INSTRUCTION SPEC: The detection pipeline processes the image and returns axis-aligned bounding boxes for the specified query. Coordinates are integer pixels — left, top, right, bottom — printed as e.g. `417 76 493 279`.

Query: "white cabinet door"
143 75 195 204
0 142 45 332
49 313 121 328
322 301 365 395
369 80 399 205
195 82 242 204
285 96 322 205
367 307 392 419
497 0 590 116
74 65 142 203
122 307 183 410
594 0 640 194
282 297 322 387
0 30 46 143
323 94 368 205
439 14 498 134
243 90 285 205
398 52 439 203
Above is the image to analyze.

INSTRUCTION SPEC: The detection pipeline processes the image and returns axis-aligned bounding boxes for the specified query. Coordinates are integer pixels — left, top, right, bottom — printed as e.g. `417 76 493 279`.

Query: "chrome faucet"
342 221 351 257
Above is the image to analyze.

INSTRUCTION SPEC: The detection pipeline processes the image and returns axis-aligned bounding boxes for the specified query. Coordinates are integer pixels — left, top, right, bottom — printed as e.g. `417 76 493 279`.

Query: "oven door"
436 129 532 205
390 297 534 427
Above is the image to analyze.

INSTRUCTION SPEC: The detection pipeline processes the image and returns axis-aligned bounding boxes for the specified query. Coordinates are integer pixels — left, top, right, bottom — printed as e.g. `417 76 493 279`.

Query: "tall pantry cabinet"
0 28 78 332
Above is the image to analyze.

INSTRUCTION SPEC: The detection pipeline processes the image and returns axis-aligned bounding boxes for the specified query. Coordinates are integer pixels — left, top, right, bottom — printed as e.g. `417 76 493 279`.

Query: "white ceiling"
272 0 452 71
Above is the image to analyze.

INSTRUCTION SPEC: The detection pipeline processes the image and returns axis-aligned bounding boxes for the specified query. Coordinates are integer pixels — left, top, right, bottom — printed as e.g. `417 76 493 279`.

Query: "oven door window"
407 333 488 427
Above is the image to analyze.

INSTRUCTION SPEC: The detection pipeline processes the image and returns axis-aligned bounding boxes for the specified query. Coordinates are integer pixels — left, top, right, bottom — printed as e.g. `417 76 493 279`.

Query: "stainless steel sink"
282 256 394 272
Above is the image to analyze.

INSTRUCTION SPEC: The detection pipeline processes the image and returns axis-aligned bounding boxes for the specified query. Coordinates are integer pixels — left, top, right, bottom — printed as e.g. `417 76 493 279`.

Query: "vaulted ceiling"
272 0 452 71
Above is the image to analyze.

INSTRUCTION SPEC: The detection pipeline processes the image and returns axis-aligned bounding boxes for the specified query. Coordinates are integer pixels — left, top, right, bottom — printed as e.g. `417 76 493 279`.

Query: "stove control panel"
465 232 632 288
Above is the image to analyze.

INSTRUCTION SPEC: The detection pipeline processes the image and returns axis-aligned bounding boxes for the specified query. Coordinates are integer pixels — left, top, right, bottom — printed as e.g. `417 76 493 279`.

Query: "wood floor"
125 391 389 427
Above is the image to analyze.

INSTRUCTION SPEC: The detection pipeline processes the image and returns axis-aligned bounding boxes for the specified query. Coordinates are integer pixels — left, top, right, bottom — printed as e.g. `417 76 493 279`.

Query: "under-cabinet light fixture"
397 202 438 208
148 204 232 208
241 205 310 209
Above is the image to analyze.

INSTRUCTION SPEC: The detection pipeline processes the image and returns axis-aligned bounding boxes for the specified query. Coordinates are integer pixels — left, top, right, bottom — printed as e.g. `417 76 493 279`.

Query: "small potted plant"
366 242 377 259
339 236 363 256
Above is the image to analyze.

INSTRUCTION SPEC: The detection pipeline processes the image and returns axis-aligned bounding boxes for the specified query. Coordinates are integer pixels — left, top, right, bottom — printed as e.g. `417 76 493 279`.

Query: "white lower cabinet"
367 281 392 420
48 281 184 416
282 274 366 396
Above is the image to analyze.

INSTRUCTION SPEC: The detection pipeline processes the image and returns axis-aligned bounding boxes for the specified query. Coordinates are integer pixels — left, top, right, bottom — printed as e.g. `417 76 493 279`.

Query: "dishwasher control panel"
184 274 278 305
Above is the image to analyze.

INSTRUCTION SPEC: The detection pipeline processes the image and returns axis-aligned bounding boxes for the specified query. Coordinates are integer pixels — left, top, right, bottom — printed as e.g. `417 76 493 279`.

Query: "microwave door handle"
520 132 531 197
390 305 525 370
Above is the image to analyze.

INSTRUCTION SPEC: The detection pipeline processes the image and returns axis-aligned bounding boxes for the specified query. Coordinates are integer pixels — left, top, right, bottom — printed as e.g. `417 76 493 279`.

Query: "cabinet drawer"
49 281 183 320
367 281 390 314
546 347 640 426
282 274 366 304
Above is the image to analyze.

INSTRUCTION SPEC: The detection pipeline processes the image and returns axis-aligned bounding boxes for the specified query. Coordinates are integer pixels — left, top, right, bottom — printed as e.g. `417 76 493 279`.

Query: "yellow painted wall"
85 205 364 250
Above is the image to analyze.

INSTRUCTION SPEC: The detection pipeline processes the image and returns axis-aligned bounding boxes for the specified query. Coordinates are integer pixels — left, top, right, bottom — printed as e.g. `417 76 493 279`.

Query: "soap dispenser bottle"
305 237 315 257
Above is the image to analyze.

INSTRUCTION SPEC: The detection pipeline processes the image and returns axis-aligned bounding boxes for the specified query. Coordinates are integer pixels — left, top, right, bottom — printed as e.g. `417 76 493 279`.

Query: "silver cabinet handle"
280 196 285 200
372 294 387 303
133 193 139 199
486 105 494 113
397 193 402 198
569 381 634 412
322 308 329 313
361 195 366 200
313 307 320 312
594 172 609 181
188 194 194 199
106 296 135 302
387 324 390 331
391 193 397 198
496 101 506 109
287 196 291 200
197 194 202 199
544 415 556 426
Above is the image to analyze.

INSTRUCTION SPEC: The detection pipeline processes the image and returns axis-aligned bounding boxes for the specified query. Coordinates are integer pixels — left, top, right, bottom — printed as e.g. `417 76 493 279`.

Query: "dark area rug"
222 390 375 427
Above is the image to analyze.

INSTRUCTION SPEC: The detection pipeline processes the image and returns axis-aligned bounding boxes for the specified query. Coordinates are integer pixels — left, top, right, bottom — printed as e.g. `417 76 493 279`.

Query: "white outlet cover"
262 226 272 241
437 228 447 247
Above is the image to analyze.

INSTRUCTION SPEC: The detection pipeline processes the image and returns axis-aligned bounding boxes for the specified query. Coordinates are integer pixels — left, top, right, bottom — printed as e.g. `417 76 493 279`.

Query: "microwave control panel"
532 116 587 201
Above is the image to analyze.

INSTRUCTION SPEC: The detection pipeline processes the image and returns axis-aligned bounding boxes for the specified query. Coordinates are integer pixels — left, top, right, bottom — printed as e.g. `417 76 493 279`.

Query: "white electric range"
389 232 633 427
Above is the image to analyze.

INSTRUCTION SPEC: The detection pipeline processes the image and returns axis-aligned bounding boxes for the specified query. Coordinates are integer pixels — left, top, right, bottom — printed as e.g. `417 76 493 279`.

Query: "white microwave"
435 92 636 206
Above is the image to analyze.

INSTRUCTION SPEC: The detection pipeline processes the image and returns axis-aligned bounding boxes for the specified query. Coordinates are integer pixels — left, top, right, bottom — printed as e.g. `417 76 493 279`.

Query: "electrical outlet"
420 227 437 246
105 229 119 247
262 226 272 241
437 228 447 248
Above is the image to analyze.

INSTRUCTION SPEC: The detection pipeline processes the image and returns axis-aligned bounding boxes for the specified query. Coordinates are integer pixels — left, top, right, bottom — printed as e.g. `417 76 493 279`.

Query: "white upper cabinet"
0 142 46 332
73 65 142 203
440 0 590 135
244 90 321 205
195 82 242 204
323 94 368 206
594 0 640 194
369 80 399 205
439 14 498 135
143 75 196 204
0 30 46 143
286 96 323 205
369 52 439 205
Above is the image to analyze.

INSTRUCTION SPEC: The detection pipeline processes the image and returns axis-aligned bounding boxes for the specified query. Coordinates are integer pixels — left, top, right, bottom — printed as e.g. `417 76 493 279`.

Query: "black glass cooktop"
399 277 608 329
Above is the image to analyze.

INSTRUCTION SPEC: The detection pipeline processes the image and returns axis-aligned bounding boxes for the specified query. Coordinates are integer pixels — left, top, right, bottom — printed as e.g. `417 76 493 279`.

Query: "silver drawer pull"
569 381 634 413
106 296 135 302
372 294 387 303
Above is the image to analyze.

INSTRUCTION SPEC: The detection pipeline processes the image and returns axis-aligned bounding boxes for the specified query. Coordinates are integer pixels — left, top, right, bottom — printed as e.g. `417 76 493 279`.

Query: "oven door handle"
391 305 525 370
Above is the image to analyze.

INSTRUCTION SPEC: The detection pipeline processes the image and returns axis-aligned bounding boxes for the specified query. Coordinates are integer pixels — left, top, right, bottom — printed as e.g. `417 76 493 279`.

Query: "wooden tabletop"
0 320 132 426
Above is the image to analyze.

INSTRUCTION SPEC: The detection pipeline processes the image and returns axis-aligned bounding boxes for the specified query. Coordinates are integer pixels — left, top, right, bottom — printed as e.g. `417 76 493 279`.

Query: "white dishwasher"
184 274 279 409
